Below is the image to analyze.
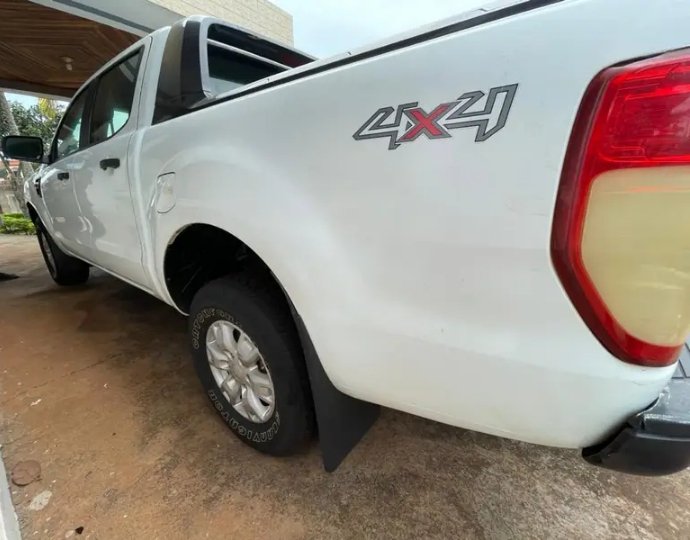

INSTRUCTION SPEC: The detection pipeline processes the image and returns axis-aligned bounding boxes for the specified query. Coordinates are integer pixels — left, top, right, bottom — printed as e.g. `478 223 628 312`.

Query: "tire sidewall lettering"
207 382 280 441
191 308 234 349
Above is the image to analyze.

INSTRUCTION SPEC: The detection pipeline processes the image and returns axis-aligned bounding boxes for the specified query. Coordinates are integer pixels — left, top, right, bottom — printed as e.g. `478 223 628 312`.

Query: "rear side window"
207 44 282 95
89 50 143 145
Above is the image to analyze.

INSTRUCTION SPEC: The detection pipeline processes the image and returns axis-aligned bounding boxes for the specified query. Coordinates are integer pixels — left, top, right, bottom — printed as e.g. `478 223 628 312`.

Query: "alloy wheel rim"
205 320 275 423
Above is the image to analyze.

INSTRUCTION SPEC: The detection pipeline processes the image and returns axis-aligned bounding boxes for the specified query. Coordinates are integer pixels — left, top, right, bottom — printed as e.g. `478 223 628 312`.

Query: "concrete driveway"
1 234 689 539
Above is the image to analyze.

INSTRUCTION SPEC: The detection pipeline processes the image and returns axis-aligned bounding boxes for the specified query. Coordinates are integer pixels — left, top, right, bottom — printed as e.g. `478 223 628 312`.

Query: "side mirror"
1 136 44 163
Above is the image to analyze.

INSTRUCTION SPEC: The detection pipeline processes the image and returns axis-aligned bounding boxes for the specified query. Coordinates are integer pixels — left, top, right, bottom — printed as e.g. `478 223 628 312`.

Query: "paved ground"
1 234 690 539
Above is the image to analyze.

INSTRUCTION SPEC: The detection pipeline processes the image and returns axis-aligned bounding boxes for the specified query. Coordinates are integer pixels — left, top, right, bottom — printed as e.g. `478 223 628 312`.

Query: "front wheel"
36 223 89 286
189 275 314 456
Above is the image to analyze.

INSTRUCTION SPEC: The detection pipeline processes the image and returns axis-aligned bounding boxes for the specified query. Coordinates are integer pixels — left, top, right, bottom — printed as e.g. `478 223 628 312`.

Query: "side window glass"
54 89 89 161
89 50 143 145
207 43 283 95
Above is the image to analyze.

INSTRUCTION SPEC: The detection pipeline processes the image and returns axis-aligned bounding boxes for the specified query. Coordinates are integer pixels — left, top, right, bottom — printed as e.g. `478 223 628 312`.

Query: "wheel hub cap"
205 320 275 423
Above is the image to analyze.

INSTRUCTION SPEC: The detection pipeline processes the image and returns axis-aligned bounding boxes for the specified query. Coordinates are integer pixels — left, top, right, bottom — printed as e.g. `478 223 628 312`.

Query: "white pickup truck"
5 0 690 475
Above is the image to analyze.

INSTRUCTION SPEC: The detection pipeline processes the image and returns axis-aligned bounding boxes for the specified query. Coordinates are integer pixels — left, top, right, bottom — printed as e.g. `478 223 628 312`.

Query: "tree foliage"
0 92 63 216
0 99 64 148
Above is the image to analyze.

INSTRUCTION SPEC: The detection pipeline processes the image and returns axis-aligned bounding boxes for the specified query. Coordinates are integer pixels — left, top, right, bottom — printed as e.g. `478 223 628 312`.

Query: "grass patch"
0 213 36 235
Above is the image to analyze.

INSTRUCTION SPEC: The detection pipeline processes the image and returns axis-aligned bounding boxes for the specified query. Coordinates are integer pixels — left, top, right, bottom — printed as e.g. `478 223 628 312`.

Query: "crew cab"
4 0 690 475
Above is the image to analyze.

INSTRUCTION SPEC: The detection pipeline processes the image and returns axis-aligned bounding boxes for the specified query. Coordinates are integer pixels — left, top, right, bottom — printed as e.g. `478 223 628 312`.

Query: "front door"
73 47 150 288
41 87 91 257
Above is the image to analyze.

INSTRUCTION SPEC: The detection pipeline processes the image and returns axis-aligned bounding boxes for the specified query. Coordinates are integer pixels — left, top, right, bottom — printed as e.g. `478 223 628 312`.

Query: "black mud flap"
289 306 380 472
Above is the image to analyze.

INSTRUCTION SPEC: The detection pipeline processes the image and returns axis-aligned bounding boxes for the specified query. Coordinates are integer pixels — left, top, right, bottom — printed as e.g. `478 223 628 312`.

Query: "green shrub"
0 213 36 235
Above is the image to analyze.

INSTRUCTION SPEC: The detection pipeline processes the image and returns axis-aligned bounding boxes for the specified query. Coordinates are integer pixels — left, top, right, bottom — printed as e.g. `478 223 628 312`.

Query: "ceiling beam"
28 0 181 36
0 79 73 99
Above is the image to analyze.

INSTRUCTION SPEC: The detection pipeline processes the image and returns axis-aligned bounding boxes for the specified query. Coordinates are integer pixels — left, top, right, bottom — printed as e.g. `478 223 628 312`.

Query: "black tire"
189 275 314 456
36 223 89 286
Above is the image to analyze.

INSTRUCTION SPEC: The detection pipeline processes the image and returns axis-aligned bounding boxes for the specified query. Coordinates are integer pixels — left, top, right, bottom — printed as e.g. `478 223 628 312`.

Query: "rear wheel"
189 275 314 456
36 223 89 286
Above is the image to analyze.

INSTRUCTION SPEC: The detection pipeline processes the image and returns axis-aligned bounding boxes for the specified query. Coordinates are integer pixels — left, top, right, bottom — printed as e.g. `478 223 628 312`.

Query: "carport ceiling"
0 0 138 98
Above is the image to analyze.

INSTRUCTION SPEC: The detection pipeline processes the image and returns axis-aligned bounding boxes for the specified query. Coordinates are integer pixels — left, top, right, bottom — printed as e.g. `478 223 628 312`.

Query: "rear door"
73 46 150 288
40 87 92 256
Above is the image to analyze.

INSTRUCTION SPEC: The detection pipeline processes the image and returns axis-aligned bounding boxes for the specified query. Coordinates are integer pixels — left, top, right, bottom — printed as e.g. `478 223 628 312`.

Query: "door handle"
100 158 120 170
57 172 69 180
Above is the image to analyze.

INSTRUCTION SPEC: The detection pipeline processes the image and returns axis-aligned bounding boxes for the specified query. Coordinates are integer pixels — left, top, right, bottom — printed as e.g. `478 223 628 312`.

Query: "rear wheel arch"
164 222 380 467
166 223 319 454
162 222 290 315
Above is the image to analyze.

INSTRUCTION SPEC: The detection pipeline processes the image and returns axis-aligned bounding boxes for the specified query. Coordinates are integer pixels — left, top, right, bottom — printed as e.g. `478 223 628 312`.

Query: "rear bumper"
583 351 690 476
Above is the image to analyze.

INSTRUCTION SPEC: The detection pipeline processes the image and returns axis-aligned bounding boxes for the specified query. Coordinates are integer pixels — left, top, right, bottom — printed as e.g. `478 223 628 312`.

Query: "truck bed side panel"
138 0 689 447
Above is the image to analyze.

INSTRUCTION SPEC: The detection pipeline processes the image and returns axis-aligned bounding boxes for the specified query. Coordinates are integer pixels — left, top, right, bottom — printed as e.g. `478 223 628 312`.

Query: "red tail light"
552 49 690 367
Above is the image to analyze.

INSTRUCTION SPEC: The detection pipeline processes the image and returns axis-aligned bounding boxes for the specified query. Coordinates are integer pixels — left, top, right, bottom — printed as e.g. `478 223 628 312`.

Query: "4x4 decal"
353 84 517 150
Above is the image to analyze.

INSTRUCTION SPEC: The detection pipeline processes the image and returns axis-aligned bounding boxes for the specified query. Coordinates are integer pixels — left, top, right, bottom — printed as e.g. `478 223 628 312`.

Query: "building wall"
0 188 22 214
148 0 293 45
